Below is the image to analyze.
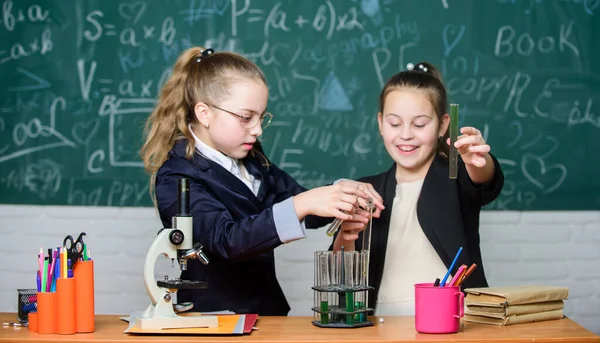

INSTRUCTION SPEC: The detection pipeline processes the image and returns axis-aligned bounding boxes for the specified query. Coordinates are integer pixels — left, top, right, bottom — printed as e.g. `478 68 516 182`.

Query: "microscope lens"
177 178 191 216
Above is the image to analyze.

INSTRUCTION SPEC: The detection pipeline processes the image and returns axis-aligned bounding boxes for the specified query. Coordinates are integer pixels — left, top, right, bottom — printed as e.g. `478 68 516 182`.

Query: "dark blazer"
155 140 329 315
332 154 504 310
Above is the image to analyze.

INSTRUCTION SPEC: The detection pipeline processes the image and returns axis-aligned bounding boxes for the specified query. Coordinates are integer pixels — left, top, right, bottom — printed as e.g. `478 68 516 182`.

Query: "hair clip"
195 48 215 63
406 63 428 73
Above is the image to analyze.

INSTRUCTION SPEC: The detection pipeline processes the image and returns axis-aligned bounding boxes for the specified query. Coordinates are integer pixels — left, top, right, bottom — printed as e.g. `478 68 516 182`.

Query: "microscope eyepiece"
177 178 191 217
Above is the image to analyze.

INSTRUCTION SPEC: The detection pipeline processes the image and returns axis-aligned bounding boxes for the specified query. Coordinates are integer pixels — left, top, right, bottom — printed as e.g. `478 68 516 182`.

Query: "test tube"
326 185 370 237
316 251 330 324
325 215 345 237
449 104 459 179
361 201 374 252
326 196 374 237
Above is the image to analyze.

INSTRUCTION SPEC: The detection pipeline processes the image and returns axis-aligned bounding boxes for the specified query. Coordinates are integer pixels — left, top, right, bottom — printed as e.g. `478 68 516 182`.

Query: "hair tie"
195 48 215 63
406 63 428 73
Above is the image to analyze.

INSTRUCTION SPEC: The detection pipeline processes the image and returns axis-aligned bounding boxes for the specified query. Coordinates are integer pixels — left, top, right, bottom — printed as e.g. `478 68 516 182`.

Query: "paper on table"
120 309 235 323
124 311 246 335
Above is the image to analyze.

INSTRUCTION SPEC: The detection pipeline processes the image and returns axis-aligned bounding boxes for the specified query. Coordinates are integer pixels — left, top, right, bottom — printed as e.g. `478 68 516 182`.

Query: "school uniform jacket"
336 154 504 310
155 140 330 315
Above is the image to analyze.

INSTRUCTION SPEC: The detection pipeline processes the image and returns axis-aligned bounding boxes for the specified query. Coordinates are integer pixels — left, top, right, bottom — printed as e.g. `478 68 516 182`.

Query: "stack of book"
463 285 569 326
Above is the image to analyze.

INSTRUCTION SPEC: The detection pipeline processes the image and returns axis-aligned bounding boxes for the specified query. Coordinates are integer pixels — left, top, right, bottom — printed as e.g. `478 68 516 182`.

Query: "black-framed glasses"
208 104 273 130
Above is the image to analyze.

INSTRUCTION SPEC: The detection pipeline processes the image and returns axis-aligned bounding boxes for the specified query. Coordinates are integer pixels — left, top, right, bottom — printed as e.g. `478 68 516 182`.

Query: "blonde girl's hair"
140 47 268 202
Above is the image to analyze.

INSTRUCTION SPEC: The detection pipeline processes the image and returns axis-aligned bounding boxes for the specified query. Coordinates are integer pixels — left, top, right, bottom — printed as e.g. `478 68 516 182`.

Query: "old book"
464 285 569 306
464 309 564 326
466 300 564 316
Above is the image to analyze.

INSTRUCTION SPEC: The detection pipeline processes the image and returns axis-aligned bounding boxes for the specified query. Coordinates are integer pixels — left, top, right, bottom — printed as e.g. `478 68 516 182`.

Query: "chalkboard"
1 0 599 210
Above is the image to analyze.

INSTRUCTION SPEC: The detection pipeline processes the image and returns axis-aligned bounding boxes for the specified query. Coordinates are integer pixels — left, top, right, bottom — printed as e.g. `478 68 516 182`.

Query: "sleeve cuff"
272 197 307 243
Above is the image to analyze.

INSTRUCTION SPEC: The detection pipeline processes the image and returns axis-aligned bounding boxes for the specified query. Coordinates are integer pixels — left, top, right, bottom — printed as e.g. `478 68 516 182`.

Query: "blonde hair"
140 47 268 201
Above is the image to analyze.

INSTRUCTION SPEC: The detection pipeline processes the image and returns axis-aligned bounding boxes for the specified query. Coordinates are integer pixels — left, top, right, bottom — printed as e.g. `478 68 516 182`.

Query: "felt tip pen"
440 247 463 287
458 263 478 286
448 264 467 287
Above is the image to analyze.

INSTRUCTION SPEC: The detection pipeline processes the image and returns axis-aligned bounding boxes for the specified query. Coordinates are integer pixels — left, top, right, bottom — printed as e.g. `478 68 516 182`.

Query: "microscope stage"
157 279 208 289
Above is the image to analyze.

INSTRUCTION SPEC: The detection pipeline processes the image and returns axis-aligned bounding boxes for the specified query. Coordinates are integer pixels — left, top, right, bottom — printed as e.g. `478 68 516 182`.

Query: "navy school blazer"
154 140 331 315
331 154 504 310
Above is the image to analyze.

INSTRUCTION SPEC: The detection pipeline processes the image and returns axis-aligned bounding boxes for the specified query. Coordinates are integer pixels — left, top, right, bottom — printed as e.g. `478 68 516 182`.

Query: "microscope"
138 178 218 330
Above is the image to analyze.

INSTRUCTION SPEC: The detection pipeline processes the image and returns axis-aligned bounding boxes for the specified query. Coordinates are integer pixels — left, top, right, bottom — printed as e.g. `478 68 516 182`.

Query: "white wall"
1 205 598 334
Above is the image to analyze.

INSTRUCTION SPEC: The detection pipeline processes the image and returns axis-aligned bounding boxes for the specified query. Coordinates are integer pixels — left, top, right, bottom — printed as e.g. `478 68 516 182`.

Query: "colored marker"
448 264 467 287
440 247 463 287
458 263 478 286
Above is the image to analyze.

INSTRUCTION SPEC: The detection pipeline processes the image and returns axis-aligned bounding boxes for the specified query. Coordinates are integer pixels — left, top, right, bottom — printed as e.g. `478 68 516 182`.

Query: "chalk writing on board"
0 96 76 164
0 0 597 209
497 0 600 16
486 120 567 210
494 21 579 58
1 1 49 32
8 68 51 92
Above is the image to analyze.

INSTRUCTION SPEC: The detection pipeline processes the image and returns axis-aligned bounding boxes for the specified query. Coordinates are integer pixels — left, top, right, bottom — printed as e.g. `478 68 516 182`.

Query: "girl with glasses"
141 47 384 316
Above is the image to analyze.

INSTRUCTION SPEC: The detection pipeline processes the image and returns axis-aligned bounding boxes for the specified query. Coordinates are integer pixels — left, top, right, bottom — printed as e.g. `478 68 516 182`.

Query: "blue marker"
440 247 463 287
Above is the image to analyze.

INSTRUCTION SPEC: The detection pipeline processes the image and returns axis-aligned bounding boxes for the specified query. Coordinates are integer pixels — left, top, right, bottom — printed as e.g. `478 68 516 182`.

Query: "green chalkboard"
1 0 599 210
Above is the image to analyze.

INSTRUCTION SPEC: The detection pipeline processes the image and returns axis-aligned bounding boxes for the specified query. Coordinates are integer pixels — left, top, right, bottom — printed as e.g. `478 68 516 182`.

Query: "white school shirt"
375 179 449 316
189 128 260 195
188 127 307 243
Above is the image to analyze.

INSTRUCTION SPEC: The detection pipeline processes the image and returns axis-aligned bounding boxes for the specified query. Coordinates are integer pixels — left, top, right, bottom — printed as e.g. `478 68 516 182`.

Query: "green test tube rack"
311 248 374 328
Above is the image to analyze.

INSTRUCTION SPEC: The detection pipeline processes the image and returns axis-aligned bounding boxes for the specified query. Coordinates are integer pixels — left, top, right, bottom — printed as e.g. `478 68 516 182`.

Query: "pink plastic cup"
414 282 464 334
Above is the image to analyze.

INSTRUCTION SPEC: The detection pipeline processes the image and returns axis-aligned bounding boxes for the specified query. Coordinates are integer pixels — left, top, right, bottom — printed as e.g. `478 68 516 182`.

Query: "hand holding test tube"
325 197 375 237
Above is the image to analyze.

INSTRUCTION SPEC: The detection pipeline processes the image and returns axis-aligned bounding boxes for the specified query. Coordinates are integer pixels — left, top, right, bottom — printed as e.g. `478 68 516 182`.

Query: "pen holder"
37 291 57 334
28 312 38 332
74 260 95 333
414 283 464 334
312 250 373 328
57 277 76 334
17 288 37 323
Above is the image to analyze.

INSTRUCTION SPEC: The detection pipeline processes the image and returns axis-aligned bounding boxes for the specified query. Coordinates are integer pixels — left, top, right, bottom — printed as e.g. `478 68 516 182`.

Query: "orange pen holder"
28 312 38 332
37 292 57 334
57 277 76 334
73 260 95 333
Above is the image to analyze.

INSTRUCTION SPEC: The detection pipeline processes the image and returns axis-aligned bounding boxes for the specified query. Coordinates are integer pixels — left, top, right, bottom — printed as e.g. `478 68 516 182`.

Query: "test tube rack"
311 248 374 328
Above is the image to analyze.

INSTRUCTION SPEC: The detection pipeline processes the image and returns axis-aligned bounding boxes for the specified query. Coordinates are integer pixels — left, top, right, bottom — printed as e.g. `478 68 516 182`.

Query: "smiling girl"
332 62 504 315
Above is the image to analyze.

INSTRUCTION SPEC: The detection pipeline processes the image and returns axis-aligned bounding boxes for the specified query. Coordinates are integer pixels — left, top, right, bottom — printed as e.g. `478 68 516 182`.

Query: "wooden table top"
0 313 598 343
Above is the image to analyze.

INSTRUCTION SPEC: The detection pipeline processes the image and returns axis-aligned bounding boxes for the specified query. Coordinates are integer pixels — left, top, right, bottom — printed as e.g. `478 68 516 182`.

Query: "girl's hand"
337 208 371 241
449 126 490 168
293 182 371 221
332 207 372 251
335 180 384 217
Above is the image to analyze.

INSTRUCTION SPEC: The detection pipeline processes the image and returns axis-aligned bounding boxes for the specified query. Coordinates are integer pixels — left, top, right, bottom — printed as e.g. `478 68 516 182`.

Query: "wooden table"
0 313 598 343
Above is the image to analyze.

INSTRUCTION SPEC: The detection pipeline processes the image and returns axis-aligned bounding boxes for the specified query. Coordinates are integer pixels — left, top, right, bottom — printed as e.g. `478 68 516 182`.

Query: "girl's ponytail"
141 47 202 199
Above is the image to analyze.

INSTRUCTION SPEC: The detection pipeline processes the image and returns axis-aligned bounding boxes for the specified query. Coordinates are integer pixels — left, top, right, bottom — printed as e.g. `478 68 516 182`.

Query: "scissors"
63 232 87 264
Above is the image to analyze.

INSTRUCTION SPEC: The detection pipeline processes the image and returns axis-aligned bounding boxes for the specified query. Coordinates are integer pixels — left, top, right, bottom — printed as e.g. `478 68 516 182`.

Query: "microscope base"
137 315 219 330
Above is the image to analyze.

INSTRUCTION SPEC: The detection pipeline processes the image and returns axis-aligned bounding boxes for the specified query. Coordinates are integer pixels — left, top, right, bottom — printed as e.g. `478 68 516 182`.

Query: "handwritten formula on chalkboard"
1 0 598 210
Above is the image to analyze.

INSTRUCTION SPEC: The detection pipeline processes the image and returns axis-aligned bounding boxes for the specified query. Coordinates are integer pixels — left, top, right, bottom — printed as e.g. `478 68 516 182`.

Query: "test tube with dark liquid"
449 104 459 179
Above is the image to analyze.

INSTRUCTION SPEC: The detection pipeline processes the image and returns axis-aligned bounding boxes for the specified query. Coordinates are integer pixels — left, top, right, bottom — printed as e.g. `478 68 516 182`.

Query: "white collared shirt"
187 125 307 244
189 127 260 196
